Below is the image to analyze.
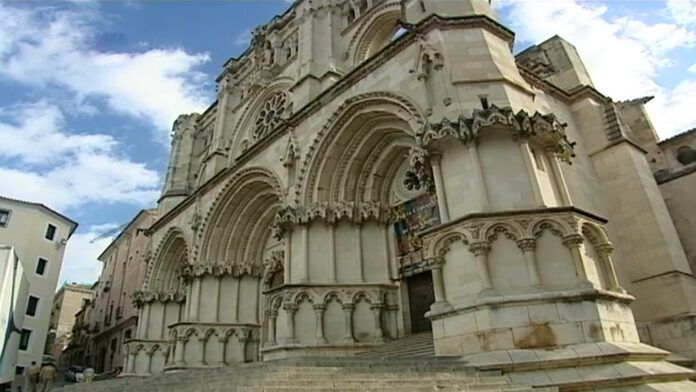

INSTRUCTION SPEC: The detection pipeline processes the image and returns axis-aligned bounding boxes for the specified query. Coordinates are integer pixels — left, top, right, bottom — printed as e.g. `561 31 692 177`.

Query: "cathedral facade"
124 1 696 389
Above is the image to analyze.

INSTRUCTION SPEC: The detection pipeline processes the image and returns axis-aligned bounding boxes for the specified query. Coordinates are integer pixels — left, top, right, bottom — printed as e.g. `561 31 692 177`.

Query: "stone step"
508 360 694 391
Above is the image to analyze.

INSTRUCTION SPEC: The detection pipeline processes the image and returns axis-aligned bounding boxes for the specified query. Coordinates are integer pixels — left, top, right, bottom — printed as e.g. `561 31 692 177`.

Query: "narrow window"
479 96 489 110
36 258 48 276
124 329 132 340
26 296 39 317
19 329 31 350
420 1 426 13
45 224 57 241
0 209 10 227
15 366 25 376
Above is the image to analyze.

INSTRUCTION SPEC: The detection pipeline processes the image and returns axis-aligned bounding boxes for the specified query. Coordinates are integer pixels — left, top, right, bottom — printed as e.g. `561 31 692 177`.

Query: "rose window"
254 92 287 140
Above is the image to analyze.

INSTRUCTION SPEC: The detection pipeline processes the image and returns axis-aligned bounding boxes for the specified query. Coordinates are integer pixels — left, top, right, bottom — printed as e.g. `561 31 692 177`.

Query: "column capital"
595 243 614 254
469 241 491 256
341 303 355 311
312 304 327 312
563 233 584 248
517 238 537 252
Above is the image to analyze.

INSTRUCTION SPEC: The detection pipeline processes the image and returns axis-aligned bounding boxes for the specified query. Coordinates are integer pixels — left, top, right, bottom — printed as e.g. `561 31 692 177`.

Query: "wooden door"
407 271 435 333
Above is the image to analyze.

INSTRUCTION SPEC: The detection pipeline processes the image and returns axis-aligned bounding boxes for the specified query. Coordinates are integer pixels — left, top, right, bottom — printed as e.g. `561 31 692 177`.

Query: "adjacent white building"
0 246 29 387
0 196 77 375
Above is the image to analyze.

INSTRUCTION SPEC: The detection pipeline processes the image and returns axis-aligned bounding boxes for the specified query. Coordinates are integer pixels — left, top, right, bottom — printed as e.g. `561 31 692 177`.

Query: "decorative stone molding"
416 105 576 162
132 290 186 307
265 283 399 311
169 323 260 345
178 260 264 280
271 201 393 237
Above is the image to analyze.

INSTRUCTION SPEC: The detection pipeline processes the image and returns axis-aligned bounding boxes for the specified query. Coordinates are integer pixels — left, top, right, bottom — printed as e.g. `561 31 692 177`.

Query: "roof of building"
659 128 696 146
97 209 156 261
0 195 79 237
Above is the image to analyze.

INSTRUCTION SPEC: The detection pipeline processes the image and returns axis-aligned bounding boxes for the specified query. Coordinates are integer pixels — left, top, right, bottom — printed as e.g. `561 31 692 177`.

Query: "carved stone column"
127 350 136 374
184 284 193 320
284 231 292 284
563 234 592 287
428 257 451 311
217 336 228 366
468 143 490 211
145 351 154 374
430 152 450 223
596 243 622 291
197 336 206 366
283 304 298 344
301 224 309 283
469 242 493 290
313 304 327 344
328 223 337 283
371 304 384 342
267 309 278 346
159 301 168 340
190 278 202 321
174 337 186 367
214 276 222 322
519 141 545 207
141 303 151 339
354 224 364 282
342 304 355 343
518 238 543 287
382 225 392 281
547 150 572 206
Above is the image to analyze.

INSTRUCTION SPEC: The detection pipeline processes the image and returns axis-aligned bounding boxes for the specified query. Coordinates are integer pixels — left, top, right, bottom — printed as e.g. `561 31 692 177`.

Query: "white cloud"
0 102 160 211
667 0 696 26
0 3 211 136
689 63 696 73
59 224 116 286
496 0 696 138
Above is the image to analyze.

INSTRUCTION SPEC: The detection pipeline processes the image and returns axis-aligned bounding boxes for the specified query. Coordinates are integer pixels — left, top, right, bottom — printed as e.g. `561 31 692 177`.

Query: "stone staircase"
53 357 537 392
355 331 437 359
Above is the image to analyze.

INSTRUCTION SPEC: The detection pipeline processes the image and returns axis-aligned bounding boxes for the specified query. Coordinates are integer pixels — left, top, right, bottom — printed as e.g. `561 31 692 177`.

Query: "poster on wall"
392 193 441 256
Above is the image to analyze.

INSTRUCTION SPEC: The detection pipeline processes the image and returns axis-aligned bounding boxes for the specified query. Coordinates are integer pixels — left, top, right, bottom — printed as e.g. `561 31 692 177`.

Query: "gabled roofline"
0 195 78 238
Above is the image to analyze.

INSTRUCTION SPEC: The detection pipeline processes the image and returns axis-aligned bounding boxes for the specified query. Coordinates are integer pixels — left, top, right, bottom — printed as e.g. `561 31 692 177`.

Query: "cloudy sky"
1 0 694 286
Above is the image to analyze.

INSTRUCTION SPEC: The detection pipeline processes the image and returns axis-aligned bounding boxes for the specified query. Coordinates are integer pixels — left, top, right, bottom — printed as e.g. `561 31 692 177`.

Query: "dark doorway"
407 271 435 333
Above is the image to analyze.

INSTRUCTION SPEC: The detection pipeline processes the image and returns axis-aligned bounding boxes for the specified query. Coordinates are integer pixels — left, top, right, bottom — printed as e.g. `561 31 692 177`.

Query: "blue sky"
0 0 694 285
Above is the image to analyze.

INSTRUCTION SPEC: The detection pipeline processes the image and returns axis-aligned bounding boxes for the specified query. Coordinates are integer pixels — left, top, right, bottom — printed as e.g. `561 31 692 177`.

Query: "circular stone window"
254 92 287 140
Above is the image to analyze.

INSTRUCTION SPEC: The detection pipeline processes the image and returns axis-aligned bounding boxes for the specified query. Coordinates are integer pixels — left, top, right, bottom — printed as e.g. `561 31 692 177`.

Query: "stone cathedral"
121 1 696 390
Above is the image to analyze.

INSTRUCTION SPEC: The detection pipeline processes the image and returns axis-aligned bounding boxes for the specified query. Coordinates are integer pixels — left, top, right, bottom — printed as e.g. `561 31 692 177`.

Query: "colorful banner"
392 193 440 256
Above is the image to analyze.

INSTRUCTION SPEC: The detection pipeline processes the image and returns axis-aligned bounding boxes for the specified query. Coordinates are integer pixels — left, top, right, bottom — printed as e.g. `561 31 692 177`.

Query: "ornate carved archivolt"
416 105 576 162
